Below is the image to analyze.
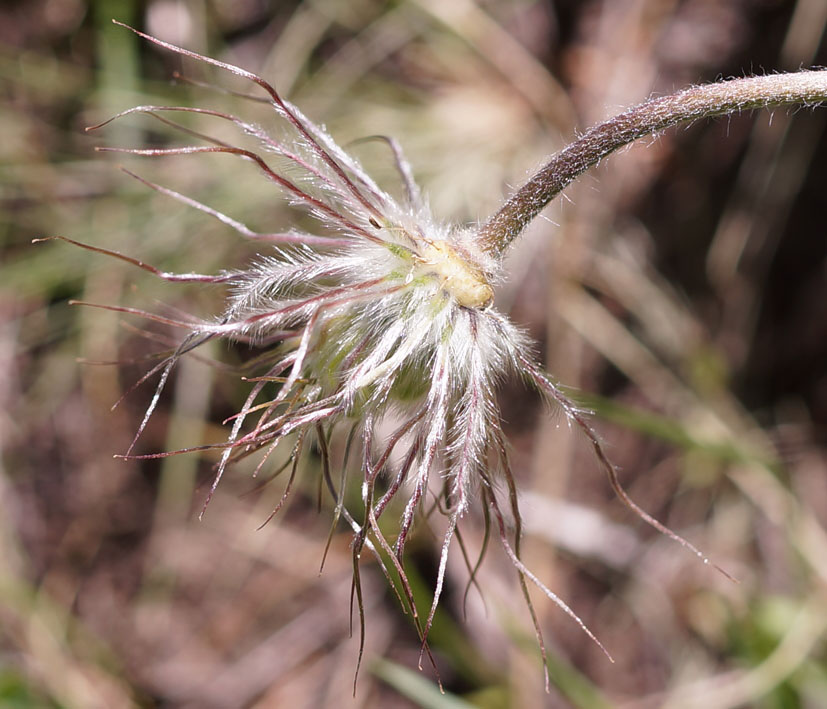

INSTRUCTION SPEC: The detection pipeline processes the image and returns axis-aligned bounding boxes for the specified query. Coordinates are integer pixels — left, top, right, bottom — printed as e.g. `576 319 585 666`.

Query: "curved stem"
479 70 827 254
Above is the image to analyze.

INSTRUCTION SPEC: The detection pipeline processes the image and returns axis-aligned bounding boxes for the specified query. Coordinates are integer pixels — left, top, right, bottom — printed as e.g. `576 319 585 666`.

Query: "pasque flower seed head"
46 20 827 690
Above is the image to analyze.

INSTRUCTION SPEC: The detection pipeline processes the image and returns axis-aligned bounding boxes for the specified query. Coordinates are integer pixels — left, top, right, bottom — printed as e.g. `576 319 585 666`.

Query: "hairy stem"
479 70 827 254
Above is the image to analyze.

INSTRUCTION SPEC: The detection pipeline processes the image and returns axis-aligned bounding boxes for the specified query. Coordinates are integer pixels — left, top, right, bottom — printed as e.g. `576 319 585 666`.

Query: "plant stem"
479 70 827 254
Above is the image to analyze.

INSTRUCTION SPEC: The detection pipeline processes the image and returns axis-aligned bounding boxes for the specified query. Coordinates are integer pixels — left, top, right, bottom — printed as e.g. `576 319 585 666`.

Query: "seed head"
53 21 738 691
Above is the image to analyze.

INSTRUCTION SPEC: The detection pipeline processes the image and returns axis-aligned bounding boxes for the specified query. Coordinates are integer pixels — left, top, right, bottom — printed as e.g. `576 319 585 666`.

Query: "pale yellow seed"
419 240 494 309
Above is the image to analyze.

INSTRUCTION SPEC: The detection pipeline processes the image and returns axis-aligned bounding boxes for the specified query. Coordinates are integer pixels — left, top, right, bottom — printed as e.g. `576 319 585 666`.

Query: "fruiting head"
64 21 742 691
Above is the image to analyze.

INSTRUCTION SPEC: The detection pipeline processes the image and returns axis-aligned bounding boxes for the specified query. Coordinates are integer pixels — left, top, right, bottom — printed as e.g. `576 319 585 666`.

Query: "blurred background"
2 0 826 706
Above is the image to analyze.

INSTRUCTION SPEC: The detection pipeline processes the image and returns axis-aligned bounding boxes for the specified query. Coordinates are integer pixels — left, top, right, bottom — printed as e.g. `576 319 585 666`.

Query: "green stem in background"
479 70 827 254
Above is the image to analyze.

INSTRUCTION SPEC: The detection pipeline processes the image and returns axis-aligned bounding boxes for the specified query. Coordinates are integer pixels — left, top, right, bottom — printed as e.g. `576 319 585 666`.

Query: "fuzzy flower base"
46 21 738 690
